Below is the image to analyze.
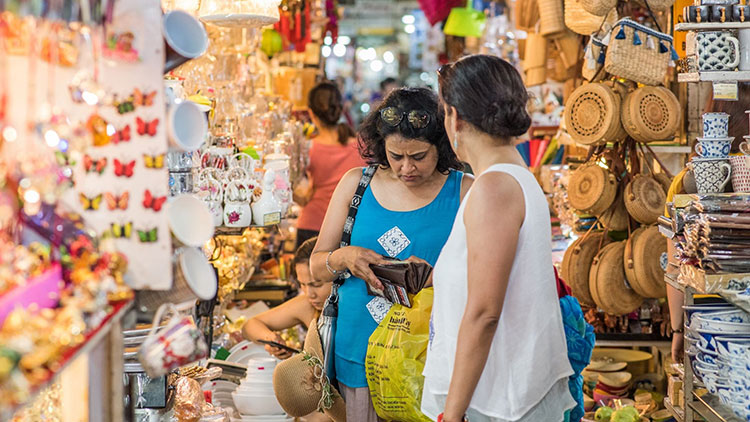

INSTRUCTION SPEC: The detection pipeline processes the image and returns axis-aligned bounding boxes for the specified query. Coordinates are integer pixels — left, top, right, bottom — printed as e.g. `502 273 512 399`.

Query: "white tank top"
422 164 574 420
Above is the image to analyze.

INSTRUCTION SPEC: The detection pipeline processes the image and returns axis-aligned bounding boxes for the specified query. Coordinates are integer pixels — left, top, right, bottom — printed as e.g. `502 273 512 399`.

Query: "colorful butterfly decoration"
143 189 167 212
114 159 136 178
136 117 159 136
137 227 158 243
110 222 133 238
143 153 165 169
104 192 130 211
83 155 107 174
79 193 103 210
110 124 131 144
113 95 135 114
133 88 157 107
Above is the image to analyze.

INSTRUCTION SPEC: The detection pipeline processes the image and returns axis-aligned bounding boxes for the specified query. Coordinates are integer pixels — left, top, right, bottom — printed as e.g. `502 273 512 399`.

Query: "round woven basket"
589 241 644 315
561 232 610 307
581 0 617 16
654 172 672 194
624 174 666 225
564 83 626 146
621 86 681 143
624 226 667 298
568 163 618 214
598 190 628 231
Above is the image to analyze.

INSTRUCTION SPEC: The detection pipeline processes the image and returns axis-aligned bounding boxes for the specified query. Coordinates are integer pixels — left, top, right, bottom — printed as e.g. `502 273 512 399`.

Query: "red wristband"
438 413 467 422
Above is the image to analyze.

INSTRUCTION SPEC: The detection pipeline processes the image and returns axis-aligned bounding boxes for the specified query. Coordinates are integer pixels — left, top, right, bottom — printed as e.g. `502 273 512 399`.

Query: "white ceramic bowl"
694 315 750 334
232 391 285 415
236 386 274 396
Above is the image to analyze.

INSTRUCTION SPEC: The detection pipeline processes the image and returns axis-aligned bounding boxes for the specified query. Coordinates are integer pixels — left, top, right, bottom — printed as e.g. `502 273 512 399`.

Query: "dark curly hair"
308 82 355 146
439 54 531 141
358 87 461 173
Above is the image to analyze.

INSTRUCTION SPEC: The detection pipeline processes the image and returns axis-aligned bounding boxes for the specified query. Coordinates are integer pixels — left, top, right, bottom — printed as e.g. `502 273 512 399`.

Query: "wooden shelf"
675 22 750 31
595 333 671 347
214 224 278 236
678 71 750 83
691 391 744 422
665 397 685 422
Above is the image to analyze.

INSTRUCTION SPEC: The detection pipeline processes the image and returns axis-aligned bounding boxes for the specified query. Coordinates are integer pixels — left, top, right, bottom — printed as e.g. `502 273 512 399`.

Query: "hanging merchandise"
597 189 629 231
582 33 607 81
564 0 618 36
581 0 617 17
567 162 618 215
515 0 541 32
604 18 677 86
560 231 611 307
444 1 486 38
523 31 548 87
564 82 627 146
538 0 566 38
623 174 666 224
620 86 681 143
589 241 644 315
624 225 667 298
276 0 313 53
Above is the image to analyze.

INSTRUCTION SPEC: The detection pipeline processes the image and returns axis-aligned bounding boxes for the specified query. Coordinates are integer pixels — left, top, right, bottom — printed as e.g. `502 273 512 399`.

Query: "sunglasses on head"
380 107 431 129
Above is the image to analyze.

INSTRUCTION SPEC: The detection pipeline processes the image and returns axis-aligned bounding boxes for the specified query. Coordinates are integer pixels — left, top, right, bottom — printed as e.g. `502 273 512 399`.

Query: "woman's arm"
242 295 316 359
310 167 389 289
666 240 685 362
442 173 525 422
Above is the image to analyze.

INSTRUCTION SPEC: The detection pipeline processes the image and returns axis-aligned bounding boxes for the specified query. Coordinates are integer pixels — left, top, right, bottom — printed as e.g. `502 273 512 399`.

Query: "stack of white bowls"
231 357 291 422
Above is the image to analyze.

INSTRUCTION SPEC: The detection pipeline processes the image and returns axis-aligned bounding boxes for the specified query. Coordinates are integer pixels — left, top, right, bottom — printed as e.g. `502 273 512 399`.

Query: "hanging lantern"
198 0 281 28
443 1 486 38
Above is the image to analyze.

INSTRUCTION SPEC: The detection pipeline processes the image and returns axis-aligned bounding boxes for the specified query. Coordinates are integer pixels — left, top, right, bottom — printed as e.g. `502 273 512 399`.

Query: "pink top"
297 139 366 231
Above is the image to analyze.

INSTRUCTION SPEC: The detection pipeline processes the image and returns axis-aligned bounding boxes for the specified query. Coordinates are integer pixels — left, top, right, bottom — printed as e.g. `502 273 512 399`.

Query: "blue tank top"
334 169 463 388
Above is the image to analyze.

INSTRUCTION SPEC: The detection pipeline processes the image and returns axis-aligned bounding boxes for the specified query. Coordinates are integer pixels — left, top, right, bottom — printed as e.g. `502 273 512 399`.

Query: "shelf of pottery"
676 2 750 82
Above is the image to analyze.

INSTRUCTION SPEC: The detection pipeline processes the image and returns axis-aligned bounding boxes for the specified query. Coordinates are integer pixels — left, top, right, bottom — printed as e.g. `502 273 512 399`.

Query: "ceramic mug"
695 137 733 158
730 155 750 192
734 4 750 22
711 5 732 22
223 180 252 227
690 158 732 194
740 135 750 155
138 303 209 378
167 194 214 247
163 10 208 74
739 29 750 71
703 112 731 138
168 101 208 151
685 5 711 22
698 31 741 71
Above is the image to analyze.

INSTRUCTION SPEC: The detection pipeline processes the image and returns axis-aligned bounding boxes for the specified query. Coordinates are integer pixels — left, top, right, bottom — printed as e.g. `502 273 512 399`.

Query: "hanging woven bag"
624 174 666 225
624 226 668 298
589 241 644 315
621 86 681 143
568 163 618 215
581 0 617 16
564 82 626 146
538 0 566 38
604 18 676 86
561 231 610 308
598 190 629 231
564 0 617 35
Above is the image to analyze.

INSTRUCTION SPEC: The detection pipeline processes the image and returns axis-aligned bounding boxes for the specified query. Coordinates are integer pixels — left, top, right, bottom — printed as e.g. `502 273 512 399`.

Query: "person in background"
242 237 328 360
422 54 575 422
666 82 750 362
310 87 472 422
369 77 400 108
295 82 365 248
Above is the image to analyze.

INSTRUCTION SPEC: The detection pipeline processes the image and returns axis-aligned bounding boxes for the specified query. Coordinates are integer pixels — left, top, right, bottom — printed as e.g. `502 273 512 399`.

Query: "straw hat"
589 241 644 315
273 318 346 422
561 231 610 307
624 174 666 225
568 163 618 215
564 82 626 146
624 225 667 298
621 86 681 144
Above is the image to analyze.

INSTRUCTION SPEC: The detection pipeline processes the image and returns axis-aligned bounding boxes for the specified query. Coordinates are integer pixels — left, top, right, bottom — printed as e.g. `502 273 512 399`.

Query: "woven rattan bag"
561 232 610 307
624 174 666 224
564 0 617 35
568 163 618 215
604 18 676 86
589 241 644 315
581 0 616 16
598 190 628 231
624 225 667 298
516 0 541 32
564 82 626 145
538 0 566 38
621 86 681 143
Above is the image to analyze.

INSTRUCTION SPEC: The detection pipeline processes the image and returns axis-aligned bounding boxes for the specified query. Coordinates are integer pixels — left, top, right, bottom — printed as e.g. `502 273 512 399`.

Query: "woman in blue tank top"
311 88 472 421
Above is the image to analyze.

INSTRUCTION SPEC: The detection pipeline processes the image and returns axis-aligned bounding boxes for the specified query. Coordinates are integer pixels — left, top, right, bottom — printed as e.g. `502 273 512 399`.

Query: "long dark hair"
358 87 461 173
438 54 531 142
308 82 355 146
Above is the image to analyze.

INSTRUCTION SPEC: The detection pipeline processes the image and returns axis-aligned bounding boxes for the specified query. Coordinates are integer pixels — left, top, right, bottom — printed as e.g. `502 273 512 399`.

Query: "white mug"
741 135 750 156
168 101 208 152
698 31 740 71
163 10 208 74
167 194 214 247
741 29 750 71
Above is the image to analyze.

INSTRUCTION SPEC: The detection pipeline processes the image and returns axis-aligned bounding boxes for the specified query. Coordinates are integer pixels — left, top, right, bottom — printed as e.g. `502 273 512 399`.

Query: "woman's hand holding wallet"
365 259 433 307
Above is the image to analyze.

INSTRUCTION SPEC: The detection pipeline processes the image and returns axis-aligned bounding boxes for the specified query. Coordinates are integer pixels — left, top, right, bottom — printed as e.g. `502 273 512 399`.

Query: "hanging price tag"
713 82 739 101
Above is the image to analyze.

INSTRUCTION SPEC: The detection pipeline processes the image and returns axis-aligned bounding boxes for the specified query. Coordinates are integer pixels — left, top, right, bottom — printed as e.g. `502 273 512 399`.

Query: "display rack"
675 22 750 31
678 72 750 83
214 224 279 236
4 300 133 421
594 333 671 348
665 396 685 422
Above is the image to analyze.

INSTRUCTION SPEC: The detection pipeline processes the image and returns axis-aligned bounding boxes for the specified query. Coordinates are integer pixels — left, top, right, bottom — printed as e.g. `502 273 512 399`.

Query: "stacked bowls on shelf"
231 357 291 422
684 302 750 420
206 379 240 413
689 112 734 195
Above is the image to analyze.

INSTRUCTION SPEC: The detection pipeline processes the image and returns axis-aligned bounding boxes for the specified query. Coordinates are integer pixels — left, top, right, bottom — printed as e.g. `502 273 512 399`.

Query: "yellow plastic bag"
365 288 433 422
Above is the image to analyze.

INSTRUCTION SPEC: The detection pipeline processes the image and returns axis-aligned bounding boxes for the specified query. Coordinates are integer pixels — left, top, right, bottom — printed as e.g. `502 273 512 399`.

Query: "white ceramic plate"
226 343 272 365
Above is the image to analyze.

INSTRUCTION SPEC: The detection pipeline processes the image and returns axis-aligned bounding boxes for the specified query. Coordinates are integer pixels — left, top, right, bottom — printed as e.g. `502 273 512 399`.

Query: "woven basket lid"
598 190 628 231
561 232 610 307
589 241 644 315
564 83 624 145
624 174 666 225
624 226 667 298
621 86 681 143
569 164 618 215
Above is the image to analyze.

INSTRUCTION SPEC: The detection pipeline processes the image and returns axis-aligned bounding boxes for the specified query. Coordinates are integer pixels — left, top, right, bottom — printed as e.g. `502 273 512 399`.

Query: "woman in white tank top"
421 55 575 422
